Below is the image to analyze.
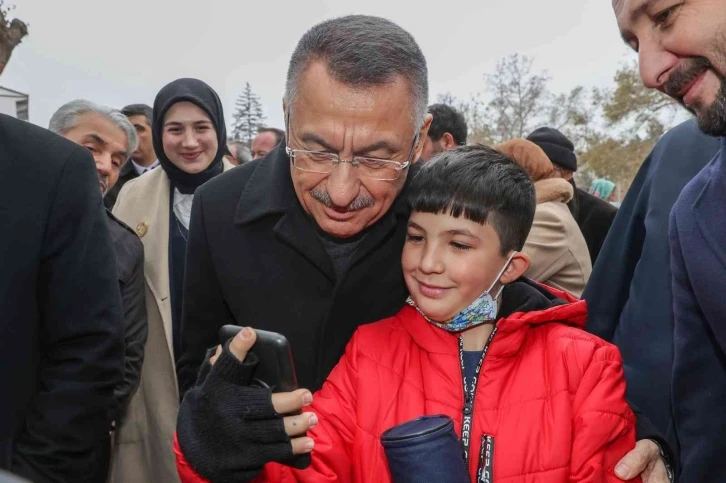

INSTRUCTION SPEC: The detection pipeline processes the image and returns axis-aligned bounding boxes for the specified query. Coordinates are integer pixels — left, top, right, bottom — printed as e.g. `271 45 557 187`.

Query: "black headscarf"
152 78 227 194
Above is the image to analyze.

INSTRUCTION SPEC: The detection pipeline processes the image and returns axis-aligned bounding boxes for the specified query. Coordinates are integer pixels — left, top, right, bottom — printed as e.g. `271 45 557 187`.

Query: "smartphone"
218 326 311 470
218 325 298 393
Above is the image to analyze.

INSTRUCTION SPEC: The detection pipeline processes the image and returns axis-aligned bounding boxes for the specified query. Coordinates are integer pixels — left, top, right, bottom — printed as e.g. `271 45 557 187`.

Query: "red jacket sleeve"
176 332 364 483
176 433 209 483
569 344 641 483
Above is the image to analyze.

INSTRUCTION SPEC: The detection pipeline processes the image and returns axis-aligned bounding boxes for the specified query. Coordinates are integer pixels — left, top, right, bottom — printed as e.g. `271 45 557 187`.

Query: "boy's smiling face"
402 211 529 323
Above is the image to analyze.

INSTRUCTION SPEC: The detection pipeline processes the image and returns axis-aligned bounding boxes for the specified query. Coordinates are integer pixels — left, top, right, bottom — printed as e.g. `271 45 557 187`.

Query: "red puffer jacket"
176 282 637 482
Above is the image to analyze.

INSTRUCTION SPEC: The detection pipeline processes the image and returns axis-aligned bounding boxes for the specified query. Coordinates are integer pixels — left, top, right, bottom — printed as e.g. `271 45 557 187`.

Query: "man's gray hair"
284 15 429 130
49 99 138 160
228 140 252 164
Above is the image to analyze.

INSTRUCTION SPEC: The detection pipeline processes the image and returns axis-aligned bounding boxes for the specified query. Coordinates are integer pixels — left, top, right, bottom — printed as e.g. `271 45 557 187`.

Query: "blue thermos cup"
381 415 470 483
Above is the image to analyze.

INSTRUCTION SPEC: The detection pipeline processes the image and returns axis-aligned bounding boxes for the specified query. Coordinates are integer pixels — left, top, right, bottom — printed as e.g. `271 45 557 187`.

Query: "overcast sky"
7 0 635 132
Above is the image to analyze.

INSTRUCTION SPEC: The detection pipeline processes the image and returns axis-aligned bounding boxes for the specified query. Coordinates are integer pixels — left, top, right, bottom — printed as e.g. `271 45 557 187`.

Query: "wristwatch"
651 439 675 483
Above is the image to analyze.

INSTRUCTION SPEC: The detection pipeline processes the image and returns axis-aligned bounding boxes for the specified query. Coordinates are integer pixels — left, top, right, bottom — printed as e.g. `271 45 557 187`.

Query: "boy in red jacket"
176 145 637 482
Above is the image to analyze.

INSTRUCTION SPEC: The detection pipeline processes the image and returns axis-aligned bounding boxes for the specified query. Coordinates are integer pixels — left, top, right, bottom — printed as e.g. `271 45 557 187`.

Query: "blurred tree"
0 1 28 77
436 92 494 145
580 62 678 192
231 83 266 146
596 60 677 135
434 57 681 199
483 54 551 142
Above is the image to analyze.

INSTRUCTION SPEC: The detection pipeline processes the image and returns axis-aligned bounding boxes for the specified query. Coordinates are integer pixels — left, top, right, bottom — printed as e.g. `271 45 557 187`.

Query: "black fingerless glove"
177 341 294 483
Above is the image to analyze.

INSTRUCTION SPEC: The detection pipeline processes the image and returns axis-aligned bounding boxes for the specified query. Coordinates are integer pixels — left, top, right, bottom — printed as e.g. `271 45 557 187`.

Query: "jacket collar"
691 139 726 271
399 279 586 358
534 178 573 204
120 158 138 178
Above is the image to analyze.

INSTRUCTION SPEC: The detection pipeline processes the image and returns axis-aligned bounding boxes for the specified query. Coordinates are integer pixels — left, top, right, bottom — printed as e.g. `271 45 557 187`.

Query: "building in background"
0 86 28 121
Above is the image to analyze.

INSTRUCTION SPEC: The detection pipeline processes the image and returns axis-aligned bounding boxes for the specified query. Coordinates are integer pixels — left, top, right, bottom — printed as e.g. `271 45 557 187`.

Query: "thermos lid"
381 415 455 446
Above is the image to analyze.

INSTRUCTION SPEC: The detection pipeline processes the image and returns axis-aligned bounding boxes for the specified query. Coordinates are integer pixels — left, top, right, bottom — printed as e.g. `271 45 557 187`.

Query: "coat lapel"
234 144 336 281
691 143 726 272
142 160 236 363
138 170 174 361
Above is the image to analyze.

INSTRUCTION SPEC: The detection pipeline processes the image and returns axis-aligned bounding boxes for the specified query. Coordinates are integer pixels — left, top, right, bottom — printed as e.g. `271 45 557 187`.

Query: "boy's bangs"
409 189 491 225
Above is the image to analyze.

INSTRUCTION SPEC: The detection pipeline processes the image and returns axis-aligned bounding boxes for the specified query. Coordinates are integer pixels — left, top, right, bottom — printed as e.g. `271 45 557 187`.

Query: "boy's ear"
499 251 530 285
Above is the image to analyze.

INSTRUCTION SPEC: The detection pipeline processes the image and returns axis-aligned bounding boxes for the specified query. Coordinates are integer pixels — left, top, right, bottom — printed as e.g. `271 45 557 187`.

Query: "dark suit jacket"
176 142 412 394
106 211 147 424
670 137 725 482
0 115 124 482
104 160 139 210
583 119 721 455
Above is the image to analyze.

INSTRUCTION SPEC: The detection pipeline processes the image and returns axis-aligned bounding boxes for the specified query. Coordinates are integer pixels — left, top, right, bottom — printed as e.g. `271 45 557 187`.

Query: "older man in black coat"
0 114 124 482
527 127 618 265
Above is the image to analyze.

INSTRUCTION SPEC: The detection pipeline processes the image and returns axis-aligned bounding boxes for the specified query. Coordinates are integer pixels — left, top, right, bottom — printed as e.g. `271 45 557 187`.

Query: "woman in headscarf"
110 78 235 483
590 178 617 203
496 139 592 297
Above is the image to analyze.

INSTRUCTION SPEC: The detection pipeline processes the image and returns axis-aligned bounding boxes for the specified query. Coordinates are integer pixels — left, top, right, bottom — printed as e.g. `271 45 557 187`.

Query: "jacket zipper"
459 327 498 472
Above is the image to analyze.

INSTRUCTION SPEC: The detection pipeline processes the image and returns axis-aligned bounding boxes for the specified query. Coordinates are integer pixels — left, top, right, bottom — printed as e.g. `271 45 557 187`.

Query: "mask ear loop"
491 251 517 299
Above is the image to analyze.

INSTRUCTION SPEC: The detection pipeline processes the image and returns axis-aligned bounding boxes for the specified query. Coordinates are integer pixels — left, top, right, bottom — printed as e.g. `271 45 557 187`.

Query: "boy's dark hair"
408 144 536 255
427 103 468 145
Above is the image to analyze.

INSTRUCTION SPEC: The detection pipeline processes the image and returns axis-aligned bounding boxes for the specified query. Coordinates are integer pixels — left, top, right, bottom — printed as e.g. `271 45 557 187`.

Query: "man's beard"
665 56 726 137
99 175 109 195
696 80 726 137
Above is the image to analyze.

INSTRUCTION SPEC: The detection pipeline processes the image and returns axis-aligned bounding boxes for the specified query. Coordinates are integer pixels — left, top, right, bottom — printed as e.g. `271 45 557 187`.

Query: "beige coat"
523 178 592 298
109 161 233 483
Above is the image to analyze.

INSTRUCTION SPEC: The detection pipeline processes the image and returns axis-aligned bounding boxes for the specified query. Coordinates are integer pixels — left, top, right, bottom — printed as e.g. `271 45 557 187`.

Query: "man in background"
49 99 148 482
105 104 158 209
226 140 252 165
250 126 284 159
419 103 467 161
526 127 617 264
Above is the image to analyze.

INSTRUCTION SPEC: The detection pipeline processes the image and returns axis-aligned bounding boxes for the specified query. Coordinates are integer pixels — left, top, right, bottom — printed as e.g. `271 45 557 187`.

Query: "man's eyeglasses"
285 113 418 181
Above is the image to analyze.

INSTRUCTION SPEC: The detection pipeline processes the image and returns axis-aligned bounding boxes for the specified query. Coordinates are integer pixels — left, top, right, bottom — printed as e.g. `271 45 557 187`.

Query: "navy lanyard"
458 327 497 470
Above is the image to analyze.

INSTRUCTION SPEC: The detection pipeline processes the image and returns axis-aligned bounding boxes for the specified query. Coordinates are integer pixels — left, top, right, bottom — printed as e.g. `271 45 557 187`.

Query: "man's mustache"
309 188 375 211
664 57 712 100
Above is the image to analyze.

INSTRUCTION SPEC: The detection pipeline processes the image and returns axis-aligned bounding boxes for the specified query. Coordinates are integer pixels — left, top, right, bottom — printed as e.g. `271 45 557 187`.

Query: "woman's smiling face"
162 101 218 174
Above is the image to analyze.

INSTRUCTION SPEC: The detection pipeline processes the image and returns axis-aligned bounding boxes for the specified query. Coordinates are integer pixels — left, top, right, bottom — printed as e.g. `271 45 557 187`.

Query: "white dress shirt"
173 188 194 229
132 159 160 176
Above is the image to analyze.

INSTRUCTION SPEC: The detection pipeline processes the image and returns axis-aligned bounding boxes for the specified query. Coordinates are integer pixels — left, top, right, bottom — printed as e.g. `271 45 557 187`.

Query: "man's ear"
413 113 434 160
441 132 457 150
499 251 530 285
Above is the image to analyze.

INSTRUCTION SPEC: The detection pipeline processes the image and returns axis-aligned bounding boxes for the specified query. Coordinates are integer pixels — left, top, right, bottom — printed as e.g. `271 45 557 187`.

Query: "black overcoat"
0 115 124 482
574 187 617 265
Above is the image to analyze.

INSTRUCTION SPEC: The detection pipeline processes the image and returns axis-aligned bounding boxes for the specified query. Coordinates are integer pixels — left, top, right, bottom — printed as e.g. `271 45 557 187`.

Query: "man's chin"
694 97 726 137
314 217 367 239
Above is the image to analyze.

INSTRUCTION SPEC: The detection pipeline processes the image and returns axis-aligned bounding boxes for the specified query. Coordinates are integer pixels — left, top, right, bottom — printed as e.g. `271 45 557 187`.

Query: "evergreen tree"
231 82 267 145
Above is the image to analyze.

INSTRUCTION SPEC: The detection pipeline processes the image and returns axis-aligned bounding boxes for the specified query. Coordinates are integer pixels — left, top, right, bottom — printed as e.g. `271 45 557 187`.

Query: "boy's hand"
615 440 670 482
210 327 317 455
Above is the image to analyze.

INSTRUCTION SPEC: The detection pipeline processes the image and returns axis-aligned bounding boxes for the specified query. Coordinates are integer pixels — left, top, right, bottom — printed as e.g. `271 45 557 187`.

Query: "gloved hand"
177 328 316 482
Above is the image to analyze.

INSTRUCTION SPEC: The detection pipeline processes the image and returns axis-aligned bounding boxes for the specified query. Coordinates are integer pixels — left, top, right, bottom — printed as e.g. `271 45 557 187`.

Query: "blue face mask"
406 253 515 333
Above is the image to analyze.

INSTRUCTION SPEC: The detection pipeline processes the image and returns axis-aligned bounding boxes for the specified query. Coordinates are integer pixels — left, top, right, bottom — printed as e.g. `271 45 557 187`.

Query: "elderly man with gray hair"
49 99 148 482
